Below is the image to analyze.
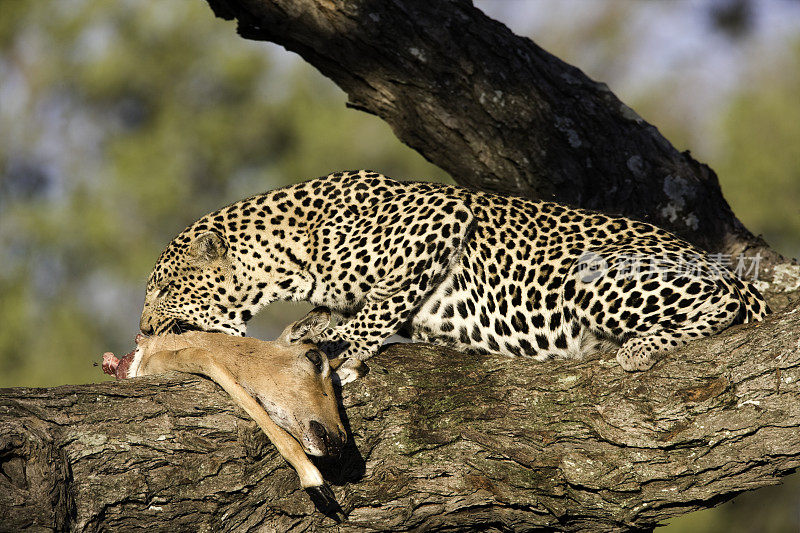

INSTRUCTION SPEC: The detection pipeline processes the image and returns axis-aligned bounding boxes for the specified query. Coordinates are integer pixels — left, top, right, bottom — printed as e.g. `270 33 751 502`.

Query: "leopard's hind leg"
566 243 746 371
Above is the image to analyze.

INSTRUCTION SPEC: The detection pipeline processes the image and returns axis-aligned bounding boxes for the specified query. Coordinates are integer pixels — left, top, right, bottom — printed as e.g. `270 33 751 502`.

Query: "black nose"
140 325 154 336
309 421 345 457
309 420 326 440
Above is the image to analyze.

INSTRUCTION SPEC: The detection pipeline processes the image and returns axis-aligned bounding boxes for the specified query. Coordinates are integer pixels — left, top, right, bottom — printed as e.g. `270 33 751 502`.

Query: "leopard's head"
140 190 319 337
140 223 252 336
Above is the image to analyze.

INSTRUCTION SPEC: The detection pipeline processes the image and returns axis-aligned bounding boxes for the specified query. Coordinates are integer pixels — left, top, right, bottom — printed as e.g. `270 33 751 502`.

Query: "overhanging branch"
205 0 781 264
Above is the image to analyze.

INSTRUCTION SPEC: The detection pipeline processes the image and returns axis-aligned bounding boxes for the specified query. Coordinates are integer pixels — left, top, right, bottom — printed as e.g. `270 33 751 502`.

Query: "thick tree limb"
205 0 786 270
2 301 799 531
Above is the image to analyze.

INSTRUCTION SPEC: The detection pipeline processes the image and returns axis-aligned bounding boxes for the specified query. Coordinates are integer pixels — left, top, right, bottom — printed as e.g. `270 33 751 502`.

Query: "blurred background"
1 0 798 530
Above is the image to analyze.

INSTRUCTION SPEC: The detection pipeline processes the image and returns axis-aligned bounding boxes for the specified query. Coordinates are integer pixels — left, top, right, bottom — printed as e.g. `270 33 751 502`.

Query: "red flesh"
101 348 136 380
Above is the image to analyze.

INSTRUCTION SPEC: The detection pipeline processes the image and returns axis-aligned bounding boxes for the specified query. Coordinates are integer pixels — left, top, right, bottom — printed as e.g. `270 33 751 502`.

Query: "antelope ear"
277 307 332 345
188 231 227 264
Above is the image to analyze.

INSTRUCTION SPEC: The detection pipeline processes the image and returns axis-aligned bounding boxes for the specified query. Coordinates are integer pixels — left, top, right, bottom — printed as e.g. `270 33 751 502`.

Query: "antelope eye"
305 349 323 371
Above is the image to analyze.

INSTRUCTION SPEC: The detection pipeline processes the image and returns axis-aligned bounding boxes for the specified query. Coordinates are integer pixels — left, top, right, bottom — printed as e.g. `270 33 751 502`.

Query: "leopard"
140 170 769 374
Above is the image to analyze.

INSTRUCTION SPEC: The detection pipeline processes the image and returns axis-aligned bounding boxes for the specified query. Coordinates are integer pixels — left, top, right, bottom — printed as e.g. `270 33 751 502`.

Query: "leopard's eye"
157 282 173 299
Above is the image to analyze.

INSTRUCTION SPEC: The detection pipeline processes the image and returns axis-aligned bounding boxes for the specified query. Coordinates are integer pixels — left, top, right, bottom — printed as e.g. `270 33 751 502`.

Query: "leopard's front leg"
314 267 439 362
308 189 475 379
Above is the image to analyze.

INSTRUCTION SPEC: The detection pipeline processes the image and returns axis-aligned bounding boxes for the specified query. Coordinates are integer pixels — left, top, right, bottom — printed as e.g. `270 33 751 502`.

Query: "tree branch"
2 301 799 531
205 0 786 269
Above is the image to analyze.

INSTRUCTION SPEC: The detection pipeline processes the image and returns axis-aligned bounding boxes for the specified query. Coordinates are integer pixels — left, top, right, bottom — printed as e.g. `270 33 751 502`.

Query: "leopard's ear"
188 231 227 264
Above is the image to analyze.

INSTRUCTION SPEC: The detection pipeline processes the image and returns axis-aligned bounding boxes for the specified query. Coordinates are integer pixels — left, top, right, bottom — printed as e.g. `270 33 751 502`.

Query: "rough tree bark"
3 1 799 531
2 300 799 532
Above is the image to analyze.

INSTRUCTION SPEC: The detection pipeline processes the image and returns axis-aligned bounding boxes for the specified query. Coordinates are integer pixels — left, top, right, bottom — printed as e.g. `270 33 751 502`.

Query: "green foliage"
715 40 800 257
